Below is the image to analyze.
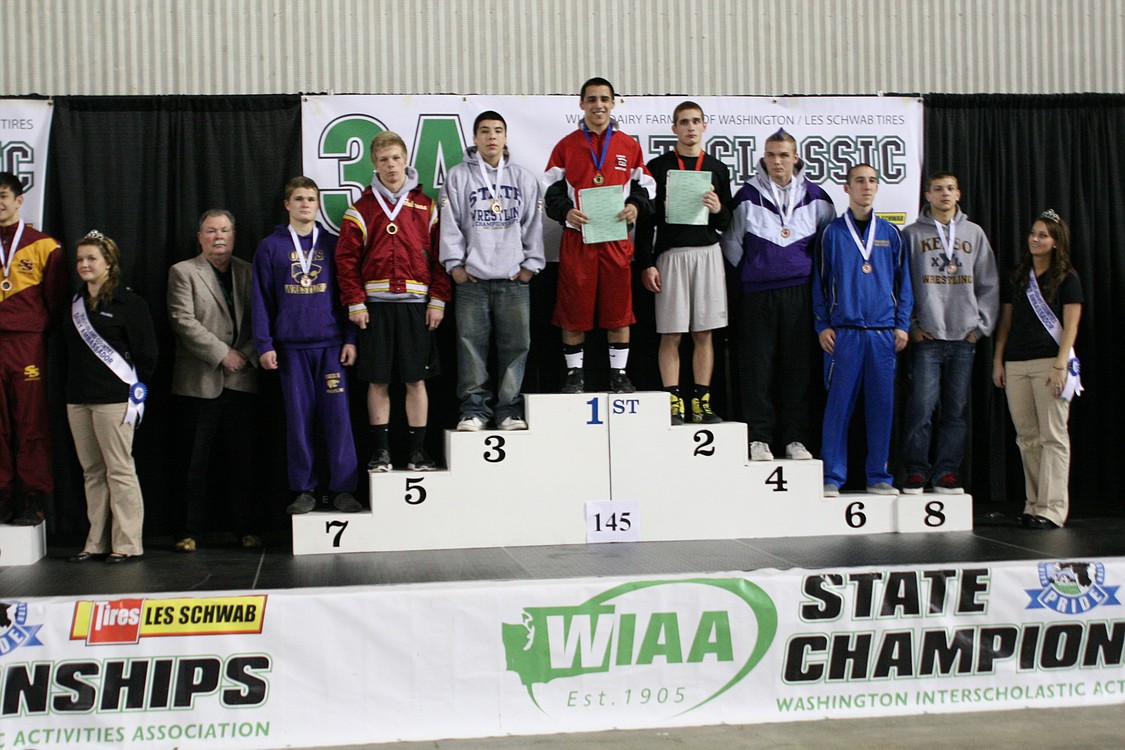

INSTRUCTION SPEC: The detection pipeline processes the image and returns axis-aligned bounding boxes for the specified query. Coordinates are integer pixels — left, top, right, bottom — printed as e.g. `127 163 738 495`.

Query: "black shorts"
355 302 440 383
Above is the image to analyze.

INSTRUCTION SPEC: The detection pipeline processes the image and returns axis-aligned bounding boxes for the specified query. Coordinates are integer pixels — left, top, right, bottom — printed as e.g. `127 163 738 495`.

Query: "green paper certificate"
578 185 627 244
665 170 712 226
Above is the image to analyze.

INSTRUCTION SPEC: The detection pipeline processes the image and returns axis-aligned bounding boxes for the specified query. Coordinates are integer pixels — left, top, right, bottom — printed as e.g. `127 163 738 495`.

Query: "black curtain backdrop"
920 94 1125 518
34 94 1125 542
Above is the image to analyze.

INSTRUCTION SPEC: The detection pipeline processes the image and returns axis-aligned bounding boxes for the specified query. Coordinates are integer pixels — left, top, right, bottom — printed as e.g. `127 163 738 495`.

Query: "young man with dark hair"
336 132 451 472
0 172 65 526
635 101 732 424
543 77 655 394
252 176 361 514
813 164 913 497
440 111 544 431
722 130 835 460
901 172 998 494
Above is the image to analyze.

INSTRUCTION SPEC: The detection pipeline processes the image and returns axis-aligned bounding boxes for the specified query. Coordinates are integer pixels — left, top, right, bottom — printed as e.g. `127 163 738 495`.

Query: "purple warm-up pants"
279 345 358 493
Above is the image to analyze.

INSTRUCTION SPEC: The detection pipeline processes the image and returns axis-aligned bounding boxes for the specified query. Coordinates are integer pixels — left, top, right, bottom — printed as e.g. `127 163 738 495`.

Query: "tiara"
83 229 105 241
1039 209 1061 223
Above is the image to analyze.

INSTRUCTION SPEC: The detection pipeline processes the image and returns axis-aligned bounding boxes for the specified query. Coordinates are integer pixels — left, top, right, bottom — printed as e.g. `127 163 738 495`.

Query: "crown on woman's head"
1038 208 1061 223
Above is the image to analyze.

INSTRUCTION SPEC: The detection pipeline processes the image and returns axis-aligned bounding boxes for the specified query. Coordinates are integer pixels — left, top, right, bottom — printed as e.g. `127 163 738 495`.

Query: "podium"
0 522 47 566
292 392 972 555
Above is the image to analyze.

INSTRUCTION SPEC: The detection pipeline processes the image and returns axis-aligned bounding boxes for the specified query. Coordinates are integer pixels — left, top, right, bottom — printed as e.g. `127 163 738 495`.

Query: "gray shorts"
654 243 728 334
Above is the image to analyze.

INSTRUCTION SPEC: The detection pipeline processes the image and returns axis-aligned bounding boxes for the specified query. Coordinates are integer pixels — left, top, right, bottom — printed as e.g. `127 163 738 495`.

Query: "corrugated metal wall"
7 0 1123 96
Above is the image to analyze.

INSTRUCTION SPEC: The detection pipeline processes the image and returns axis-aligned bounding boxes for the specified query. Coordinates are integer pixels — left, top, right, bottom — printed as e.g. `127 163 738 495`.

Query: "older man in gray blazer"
167 209 260 552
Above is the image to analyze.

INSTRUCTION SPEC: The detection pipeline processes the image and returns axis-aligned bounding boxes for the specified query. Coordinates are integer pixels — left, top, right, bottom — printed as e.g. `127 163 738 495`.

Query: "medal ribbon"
581 121 613 178
72 295 146 426
0 221 26 289
475 153 506 206
288 224 319 279
844 211 877 264
767 180 799 232
932 215 957 266
675 152 703 171
372 187 411 226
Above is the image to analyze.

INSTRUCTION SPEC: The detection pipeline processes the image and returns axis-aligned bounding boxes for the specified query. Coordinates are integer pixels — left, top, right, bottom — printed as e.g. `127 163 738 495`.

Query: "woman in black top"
66 231 158 563
991 210 1082 529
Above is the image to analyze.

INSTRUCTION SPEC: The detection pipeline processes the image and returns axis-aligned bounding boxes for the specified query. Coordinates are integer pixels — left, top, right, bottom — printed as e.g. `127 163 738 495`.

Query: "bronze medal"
946 262 958 274
862 262 873 274
491 200 502 214
299 274 312 288
780 227 791 239
386 222 398 235
592 173 605 185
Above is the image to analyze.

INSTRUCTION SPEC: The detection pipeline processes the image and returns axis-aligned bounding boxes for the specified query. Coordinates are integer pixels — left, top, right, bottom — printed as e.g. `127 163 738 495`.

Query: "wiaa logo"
0 600 45 657
1026 561 1121 615
502 578 776 716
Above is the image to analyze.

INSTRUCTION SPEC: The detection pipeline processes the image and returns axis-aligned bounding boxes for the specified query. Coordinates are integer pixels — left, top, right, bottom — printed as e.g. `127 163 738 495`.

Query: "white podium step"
292 392 973 555
0 522 47 566
293 394 612 554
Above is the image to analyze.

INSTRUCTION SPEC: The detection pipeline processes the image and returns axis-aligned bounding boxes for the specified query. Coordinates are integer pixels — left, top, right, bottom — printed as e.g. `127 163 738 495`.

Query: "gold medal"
862 262 873 274
592 173 605 185
0 279 10 292
386 222 398 235
299 274 312 288
946 262 958 274
780 227 791 239
491 200 502 214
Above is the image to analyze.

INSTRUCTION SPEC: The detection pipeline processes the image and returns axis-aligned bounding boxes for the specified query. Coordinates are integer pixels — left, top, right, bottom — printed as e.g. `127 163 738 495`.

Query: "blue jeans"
455 279 530 421
902 338 976 480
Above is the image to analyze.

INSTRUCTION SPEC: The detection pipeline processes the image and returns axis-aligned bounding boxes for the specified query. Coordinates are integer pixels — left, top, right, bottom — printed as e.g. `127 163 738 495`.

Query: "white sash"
71 295 147 425
1026 272 1082 400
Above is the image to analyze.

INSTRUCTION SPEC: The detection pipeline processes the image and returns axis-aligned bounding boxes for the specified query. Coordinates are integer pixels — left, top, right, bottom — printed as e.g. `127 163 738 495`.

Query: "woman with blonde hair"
992 210 1082 529
66 231 158 563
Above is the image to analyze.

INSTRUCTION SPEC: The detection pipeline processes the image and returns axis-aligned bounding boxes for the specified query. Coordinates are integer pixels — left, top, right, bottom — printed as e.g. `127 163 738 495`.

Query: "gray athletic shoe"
823 483 840 498
866 482 900 496
332 492 362 513
287 492 317 515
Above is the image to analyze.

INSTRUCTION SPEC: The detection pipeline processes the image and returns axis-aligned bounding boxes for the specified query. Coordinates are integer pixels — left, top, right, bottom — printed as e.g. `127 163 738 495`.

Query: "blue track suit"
252 223 358 494
813 211 913 488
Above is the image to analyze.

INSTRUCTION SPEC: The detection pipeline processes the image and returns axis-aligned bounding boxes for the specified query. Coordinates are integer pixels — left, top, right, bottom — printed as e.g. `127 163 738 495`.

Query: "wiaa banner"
0 99 52 229
1 558 1122 749
301 95 923 259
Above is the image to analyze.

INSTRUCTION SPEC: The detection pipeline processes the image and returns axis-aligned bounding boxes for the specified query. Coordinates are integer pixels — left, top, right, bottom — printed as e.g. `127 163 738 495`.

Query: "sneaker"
785 441 813 460
11 507 44 526
670 394 685 426
367 449 392 473
750 441 774 461
457 415 486 432
609 369 635 394
497 416 528 430
823 483 840 498
174 537 197 553
287 491 317 514
933 473 964 495
691 393 722 424
866 482 900 496
903 474 926 495
241 534 263 549
561 367 584 394
332 491 362 512
406 449 437 471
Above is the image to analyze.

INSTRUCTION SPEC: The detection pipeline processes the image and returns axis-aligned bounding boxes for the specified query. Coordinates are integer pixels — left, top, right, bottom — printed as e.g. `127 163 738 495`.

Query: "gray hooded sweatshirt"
902 204 999 340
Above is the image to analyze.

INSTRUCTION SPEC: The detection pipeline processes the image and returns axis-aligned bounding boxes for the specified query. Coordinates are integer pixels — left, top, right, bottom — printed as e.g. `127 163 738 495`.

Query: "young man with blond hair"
336 132 451 471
